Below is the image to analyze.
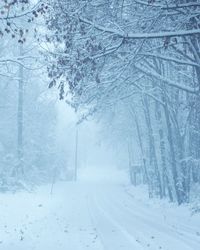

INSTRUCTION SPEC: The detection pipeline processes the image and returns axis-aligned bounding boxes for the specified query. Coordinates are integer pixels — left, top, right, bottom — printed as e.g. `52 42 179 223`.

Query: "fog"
0 1 200 250
55 101 124 181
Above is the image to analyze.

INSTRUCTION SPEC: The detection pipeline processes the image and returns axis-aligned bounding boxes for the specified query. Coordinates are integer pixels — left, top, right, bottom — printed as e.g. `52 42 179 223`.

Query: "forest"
46 0 200 205
0 1 200 250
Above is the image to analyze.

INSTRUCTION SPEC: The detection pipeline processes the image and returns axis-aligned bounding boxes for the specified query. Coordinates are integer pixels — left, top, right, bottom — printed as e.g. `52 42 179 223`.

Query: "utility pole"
74 127 78 181
17 43 24 178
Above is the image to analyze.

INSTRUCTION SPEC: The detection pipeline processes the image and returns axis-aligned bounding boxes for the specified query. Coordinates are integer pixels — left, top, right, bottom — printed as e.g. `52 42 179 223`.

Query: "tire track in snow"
88 192 144 250
94 185 200 250
122 187 200 247
86 194 107 250
124 186 200 233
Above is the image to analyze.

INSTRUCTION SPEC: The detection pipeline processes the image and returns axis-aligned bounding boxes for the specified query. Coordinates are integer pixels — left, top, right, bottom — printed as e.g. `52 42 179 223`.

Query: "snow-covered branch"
139 53 200 68
79 16 200 39
134 0 200 10
134 63 199 94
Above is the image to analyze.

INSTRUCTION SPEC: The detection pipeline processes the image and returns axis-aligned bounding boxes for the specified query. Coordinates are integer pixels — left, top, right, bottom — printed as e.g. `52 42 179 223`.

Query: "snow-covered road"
0 167 200 250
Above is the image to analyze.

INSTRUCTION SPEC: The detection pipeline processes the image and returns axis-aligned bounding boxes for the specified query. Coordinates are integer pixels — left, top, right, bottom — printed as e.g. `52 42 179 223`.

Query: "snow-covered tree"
45 0 200 204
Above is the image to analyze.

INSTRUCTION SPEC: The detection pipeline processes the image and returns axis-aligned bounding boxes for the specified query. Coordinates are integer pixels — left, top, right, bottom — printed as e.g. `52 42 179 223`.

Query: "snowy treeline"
46 0 200 204
0 0 200 205
0 1 67 191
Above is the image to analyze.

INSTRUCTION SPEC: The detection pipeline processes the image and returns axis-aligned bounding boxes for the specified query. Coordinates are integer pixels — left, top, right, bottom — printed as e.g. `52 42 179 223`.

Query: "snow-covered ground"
0 166 200 250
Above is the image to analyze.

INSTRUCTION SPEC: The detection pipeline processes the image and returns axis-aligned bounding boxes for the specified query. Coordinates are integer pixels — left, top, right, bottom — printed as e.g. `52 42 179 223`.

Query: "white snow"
0 166 200 250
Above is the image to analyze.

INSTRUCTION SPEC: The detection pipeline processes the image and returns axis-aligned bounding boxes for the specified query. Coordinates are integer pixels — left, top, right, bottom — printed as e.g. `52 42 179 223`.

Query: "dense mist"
0 1 200 250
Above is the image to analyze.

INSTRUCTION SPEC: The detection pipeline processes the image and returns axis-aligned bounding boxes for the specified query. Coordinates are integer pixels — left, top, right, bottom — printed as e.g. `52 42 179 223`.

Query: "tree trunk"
142 95 163 199
130 105 152 198
17 44 24 178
